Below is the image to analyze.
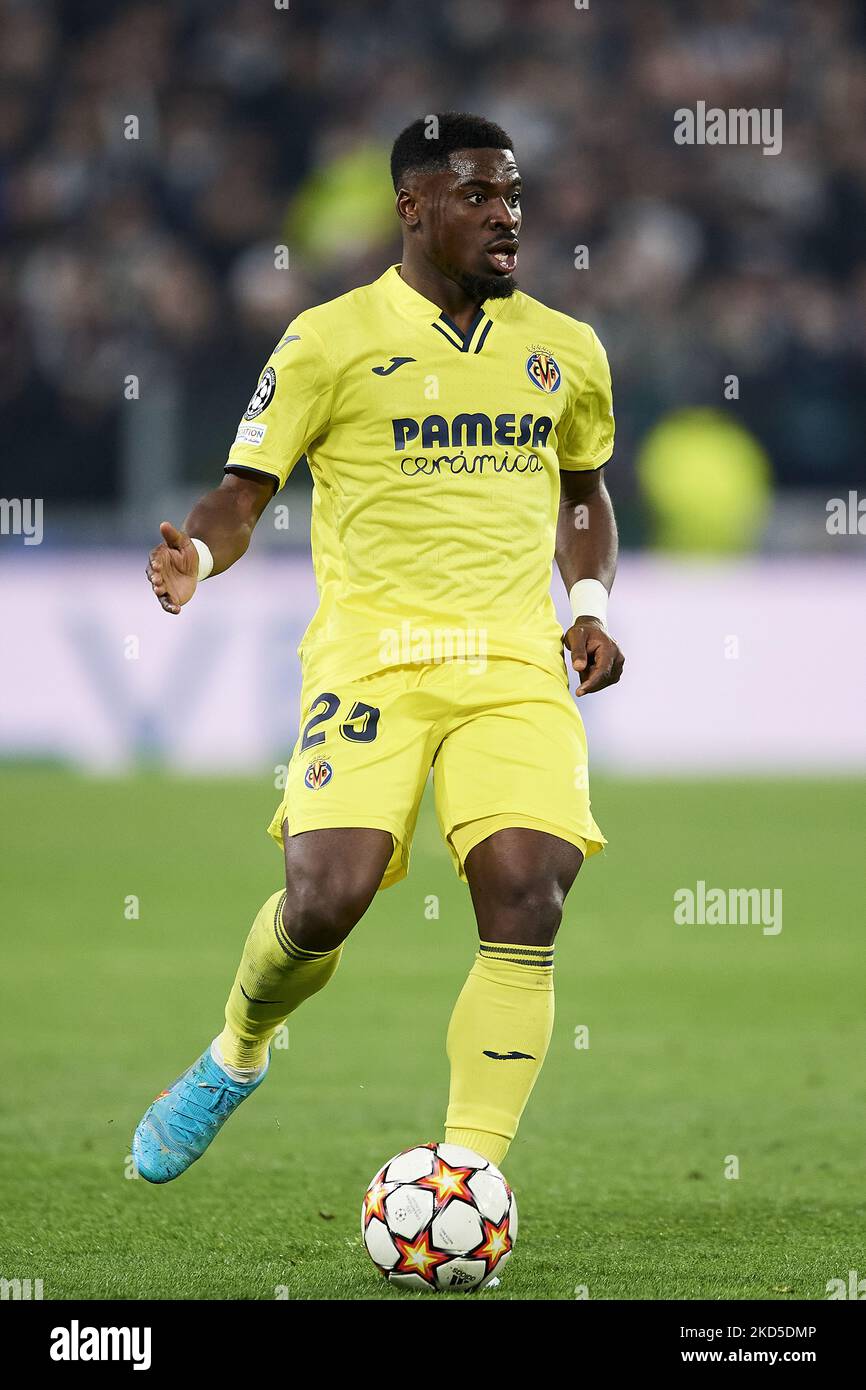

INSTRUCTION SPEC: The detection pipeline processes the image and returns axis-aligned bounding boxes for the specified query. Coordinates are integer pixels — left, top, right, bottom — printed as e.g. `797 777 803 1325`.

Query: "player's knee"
283 862 378 951
483 866 566 944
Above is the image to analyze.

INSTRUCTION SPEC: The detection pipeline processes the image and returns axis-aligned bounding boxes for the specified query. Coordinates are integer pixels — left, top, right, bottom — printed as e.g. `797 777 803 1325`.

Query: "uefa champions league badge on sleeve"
304 758 333 791
244 366 277 419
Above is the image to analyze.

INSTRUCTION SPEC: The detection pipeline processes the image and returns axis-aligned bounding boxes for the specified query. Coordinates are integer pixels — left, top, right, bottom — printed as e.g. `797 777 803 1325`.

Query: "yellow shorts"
268 657 606 890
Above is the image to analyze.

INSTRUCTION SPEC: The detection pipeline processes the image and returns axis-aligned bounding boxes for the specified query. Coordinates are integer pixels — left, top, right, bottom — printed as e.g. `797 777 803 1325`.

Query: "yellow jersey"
225 264 614 683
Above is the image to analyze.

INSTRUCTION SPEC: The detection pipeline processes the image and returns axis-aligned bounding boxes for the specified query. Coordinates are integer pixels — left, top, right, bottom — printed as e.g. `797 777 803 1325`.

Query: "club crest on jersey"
304 758 333 791
525 349 562 394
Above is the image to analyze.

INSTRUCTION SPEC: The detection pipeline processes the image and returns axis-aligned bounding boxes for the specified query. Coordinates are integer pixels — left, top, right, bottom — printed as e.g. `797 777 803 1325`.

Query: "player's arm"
146 471 275 615
555 465 625 696
146 314 332 615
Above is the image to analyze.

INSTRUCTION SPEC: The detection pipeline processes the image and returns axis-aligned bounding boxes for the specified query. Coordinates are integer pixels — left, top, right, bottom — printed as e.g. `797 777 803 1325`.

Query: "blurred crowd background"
1 0 865 548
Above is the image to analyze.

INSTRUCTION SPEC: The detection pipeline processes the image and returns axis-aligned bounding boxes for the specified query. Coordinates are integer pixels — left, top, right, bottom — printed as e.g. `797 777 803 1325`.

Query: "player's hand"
146 522 200 615
564 618 625 697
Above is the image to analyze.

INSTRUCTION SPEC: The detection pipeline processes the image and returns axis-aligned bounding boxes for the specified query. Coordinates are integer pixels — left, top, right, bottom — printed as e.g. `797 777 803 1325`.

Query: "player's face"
410 148 522 299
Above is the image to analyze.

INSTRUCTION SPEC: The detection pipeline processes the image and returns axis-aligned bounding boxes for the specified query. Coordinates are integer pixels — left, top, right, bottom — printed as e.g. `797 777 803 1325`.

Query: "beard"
444 260 517 302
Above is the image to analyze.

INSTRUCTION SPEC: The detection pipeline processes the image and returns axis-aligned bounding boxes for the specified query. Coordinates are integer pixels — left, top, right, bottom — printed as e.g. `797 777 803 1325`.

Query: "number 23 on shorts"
300 691 381 749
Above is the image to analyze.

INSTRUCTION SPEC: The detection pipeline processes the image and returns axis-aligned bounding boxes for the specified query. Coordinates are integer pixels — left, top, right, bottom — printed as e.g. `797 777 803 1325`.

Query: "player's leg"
466 825 583 946
133 664 435 1183
444 827 582 1166
433 657 605 1168
214 663 445 1074
133 827 391 1184
216 824 393 1073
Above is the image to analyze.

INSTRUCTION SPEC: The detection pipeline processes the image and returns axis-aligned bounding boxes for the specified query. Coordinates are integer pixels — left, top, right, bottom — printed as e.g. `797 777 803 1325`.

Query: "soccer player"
133 113 624 1183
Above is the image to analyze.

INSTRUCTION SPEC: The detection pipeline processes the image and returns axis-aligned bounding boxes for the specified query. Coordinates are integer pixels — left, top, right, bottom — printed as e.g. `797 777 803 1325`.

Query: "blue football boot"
132 1046 269 1183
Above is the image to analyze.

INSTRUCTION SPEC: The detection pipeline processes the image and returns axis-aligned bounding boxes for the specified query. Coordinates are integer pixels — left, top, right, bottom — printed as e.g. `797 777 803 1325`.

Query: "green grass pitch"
1 768 863 1300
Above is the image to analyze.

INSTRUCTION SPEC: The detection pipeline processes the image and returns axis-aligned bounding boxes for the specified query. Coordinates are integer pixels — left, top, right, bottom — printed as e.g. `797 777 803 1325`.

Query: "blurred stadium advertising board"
2 554 864 773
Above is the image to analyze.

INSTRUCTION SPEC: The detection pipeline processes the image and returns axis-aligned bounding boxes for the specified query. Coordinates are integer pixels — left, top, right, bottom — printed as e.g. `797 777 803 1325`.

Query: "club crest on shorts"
304 758 333 790
525 349 562 393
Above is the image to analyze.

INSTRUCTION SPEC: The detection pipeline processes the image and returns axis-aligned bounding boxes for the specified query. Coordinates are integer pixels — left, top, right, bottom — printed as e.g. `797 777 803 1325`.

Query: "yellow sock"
445 942 554 1167
217 890 342 1071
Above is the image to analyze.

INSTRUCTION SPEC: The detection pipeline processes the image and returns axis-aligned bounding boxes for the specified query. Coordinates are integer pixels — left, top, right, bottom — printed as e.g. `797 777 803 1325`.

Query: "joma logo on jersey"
304 758 333 790
525 351 561 393
392 413 553 451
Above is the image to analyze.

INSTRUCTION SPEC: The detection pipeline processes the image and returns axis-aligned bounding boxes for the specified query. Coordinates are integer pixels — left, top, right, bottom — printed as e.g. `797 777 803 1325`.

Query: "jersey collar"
381 264 508 352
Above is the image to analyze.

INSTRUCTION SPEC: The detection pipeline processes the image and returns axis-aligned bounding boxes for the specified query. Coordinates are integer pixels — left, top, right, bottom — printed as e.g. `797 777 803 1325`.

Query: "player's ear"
396 187 420 228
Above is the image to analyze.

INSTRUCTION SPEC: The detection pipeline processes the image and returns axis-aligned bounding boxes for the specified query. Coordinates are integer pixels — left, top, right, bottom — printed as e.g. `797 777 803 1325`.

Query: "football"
361 1142 517 1291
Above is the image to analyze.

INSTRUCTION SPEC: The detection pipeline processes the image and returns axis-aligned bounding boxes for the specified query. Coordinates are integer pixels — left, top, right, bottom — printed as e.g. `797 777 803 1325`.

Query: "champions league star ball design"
361 1142 517 1291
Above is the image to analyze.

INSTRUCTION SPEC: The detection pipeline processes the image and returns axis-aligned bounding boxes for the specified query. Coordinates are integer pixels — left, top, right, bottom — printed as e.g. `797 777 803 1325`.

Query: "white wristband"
191 537 214 581
569 578 608 629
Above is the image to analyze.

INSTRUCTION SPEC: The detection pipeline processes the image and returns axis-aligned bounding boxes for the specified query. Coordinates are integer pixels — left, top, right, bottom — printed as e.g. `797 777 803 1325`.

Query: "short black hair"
390 112 514 191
